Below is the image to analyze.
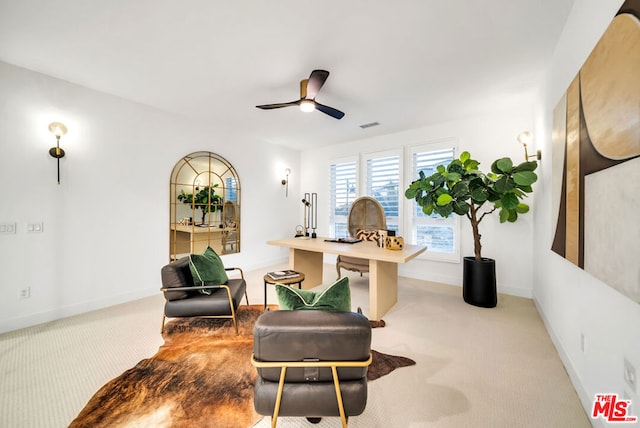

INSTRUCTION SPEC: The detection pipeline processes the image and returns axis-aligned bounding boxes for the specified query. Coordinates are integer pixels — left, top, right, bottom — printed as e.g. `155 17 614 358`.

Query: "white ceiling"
0 0 575 151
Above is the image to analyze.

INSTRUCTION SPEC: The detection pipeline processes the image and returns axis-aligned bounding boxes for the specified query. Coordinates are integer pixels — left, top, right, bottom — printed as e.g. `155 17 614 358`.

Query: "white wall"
533 0 640 423
300 105 537 298
0 61 297 333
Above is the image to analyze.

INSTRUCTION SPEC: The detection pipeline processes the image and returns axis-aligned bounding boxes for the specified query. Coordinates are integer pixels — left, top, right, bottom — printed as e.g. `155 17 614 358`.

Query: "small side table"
263 272 305 309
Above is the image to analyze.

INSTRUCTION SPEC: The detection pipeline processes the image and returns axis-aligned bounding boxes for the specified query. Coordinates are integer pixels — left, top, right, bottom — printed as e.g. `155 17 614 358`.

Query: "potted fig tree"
177 184 222 225
404 151 538 307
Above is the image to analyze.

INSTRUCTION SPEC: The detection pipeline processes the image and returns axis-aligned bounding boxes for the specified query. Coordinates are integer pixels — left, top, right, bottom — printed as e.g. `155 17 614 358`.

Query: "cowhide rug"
69 305 415 428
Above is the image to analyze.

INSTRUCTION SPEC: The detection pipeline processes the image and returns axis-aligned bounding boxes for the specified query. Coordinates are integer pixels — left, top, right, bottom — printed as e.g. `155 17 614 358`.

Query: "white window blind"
409 145 458 261
329 160 357 238
366 153 400 234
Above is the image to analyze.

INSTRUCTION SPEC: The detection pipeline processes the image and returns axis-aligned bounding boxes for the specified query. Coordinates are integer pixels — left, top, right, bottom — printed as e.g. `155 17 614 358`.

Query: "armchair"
252 310 372 427
160 256 249 334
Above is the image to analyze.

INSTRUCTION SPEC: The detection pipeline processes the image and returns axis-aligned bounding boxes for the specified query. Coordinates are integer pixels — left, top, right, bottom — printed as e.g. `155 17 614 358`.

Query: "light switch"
1 223 17 234
27 222 44 233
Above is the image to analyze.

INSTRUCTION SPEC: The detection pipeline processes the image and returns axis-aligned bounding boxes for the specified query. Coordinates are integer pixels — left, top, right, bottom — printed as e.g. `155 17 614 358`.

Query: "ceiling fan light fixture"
300 100 316 113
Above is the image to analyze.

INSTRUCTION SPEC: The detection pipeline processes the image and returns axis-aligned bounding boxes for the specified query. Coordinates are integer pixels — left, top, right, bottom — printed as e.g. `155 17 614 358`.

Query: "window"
407 143 459 262
328 143 458 262
364 151 401 234
329 159 357 238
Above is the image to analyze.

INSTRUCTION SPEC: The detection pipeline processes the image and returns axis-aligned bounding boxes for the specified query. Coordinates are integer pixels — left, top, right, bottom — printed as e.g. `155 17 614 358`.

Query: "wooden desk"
267 237 427 320
170 225 228 255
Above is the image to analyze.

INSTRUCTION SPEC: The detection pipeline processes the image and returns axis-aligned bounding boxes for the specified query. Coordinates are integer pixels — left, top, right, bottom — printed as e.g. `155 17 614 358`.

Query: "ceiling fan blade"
315 102 345 120
256 101 300 110
305 70 329 100
299 79 308 99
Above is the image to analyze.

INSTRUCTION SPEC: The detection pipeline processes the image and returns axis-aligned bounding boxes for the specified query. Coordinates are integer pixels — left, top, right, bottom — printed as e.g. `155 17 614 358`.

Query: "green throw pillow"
275 276 351 312
188 247 228 295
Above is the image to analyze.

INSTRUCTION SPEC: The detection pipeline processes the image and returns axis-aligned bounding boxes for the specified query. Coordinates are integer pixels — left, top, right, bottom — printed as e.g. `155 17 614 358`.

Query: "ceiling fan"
256 69 345 120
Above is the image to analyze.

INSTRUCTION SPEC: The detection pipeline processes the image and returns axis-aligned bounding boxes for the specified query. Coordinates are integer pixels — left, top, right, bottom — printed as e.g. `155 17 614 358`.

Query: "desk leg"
290 248 323 289
369 260 398 321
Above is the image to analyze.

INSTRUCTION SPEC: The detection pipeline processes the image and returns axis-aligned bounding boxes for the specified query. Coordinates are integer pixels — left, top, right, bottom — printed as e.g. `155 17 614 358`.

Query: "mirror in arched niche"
170 151 240 260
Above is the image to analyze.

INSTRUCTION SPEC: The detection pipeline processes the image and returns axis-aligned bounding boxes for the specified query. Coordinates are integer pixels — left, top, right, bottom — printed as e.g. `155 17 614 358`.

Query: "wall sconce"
281 168 291 197
48 122 67 184
517 131 541 161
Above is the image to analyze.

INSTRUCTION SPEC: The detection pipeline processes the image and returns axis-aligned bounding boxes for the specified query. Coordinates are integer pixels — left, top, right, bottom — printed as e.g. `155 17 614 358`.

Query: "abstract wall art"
551 0 640 303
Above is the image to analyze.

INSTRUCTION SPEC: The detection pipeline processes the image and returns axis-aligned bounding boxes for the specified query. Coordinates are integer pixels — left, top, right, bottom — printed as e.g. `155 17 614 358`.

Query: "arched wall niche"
169 151 240 260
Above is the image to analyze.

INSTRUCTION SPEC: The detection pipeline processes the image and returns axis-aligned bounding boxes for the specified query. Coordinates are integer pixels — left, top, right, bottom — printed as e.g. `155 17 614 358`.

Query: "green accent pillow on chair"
276 276 351 312
189 247 229 295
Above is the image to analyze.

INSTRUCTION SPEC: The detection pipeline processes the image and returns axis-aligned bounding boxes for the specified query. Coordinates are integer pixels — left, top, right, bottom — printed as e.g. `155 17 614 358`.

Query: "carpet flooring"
0 265 590 427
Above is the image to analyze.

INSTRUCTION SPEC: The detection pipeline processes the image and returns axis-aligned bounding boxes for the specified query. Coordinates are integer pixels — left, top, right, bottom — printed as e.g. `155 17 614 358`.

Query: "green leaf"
435 203 454 217
493 176 515 193
464 159 479 171
501 193 519 209
451 181 469 198
436 165 445 173
460 151 470 163
437 193 453 206
470 186 488 202
405 187 418 199
422 204 434 215
516 203 530 214
452 200 470 215
495 158 513 173
508 210 518 222
513 161 538 172
499 208 510 223
513 171 538 186
445 172 461 182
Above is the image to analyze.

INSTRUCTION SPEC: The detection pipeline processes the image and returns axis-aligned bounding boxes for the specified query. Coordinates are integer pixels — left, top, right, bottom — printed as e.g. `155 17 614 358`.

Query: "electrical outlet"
624 358 637 393
19 287 31 299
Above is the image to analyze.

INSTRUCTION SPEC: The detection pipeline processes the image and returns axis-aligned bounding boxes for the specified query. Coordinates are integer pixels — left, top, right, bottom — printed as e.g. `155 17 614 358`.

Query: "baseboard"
0 287 158 334
533 297 595 426
399 269 533 299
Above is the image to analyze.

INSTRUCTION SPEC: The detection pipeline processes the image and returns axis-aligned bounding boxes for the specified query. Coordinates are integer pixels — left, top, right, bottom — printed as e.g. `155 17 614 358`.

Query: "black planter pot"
463 256 497 308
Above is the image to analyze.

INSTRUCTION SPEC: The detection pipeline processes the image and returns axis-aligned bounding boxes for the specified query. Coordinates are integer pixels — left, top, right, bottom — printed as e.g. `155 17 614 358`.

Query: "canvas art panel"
552 0 640 303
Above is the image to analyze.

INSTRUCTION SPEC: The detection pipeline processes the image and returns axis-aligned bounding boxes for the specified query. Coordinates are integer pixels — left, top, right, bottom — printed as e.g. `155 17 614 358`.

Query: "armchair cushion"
164 278 246 317
189 246 228 294
161 256 194 301
253 310 371 418
275 276 351 312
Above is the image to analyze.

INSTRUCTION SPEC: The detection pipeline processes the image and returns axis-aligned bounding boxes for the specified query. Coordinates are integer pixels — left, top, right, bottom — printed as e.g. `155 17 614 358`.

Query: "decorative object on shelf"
48 122 67 185
355 229 380 243
377 229 388 248
281 168 291 197
310 192 318 238
385 236 404 250
405 151 538 307
517 131 541 161
177 184 222 225
301 197 311 239
294 224 304 237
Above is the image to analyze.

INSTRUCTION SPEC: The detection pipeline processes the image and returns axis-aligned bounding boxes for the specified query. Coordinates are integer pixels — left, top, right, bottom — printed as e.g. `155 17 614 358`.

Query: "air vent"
359 121 380 129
